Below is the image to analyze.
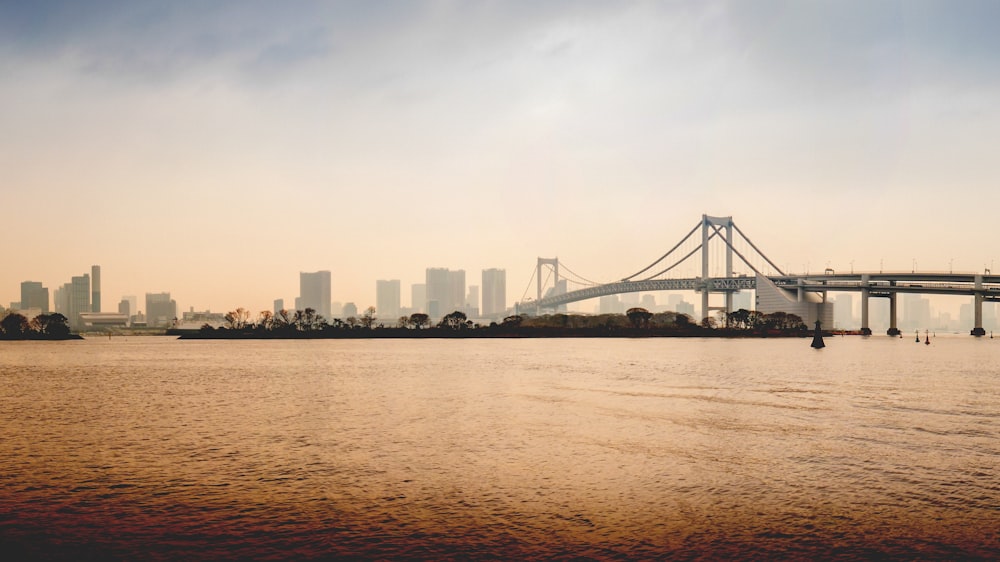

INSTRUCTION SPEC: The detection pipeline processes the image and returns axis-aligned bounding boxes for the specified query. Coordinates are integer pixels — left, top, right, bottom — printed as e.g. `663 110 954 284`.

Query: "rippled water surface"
1 336 997 560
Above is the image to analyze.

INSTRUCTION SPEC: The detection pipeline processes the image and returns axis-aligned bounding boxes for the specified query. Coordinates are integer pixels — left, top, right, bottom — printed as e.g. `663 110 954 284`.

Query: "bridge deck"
521 273 1000 310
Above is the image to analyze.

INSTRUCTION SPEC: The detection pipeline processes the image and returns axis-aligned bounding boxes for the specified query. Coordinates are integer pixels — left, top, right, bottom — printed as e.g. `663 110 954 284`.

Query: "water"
1 336 997 560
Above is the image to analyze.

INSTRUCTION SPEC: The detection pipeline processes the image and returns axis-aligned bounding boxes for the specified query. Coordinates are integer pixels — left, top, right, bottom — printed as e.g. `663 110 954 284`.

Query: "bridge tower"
700 215 735 322
536 257 560 315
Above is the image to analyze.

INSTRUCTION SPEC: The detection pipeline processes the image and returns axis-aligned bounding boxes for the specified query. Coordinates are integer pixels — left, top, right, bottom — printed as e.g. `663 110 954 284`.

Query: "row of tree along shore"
173 307 815 339
0 312 81 340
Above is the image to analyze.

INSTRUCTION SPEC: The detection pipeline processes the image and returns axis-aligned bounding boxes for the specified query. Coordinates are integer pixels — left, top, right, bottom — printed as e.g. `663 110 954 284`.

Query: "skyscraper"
482 268 506 320
425 268 450 319
69 274 90 329
448 269 465 314
20 281 49 313
299 271 332 319
376 280 401 319
411 284 426 314
91 265 101 312
466 285 480 317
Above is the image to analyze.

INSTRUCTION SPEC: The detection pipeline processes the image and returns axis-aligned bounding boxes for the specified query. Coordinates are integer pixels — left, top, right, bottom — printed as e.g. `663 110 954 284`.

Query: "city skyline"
3 2 1000 316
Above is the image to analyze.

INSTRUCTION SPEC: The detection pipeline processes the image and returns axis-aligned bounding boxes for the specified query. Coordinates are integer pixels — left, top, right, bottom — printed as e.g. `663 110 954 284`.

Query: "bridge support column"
860 275 871 336
701 290 709 324
972 294 986 336
887 293 899 336
972 274 986 336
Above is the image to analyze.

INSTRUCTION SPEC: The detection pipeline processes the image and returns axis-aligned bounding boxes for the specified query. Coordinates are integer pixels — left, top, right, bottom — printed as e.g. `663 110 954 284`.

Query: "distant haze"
3 1 999 315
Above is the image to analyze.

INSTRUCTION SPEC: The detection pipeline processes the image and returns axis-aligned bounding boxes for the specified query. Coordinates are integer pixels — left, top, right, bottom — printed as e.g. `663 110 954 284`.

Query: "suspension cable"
621 221 702 281
558 262 602 286
519 265 537 303
639 230 721 280
717 230 770 278
732 221 786 276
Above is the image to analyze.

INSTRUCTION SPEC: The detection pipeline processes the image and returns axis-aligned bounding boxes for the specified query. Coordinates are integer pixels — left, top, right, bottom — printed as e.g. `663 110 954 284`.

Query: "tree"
409 313 430 330
439 310 468 330
41 313 70 337
1 313 29 338
361 306 377 330
626 307 653 329
29 313 70 337
674 313 692 328
501 315 523 328
224 308 250 330
257 310 274 331
397 316 410 328
276 309 292 329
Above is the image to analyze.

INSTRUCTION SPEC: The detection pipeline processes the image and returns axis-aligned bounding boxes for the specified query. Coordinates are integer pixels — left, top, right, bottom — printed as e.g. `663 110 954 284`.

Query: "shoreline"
173 328 833 340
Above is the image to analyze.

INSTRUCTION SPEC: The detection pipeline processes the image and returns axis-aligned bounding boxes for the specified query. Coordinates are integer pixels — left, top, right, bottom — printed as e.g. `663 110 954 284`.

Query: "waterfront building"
376 280 401 319
20 281 49 313
146 292 177 328
117 298 130 319
122 296 137 320
481 268 506 320
299 271 331 319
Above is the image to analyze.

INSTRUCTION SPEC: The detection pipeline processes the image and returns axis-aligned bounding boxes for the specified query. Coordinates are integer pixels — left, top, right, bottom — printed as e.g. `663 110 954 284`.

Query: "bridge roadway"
520 271 1000 334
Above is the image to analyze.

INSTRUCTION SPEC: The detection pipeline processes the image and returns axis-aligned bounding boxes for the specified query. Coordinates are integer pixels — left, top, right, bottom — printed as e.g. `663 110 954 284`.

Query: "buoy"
811 320 825 349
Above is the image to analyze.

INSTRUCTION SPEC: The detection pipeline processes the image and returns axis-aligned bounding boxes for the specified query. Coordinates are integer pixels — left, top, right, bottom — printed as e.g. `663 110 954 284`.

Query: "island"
173 307 816 339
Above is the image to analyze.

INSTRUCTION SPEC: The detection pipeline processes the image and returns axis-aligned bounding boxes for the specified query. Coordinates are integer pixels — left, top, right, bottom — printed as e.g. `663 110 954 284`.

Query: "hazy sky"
3 1 999 316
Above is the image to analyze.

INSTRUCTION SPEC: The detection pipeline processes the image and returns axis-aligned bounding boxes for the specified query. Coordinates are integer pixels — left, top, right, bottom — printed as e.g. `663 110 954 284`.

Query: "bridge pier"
971 274 986 336
860 275 871 336
887 292 899 336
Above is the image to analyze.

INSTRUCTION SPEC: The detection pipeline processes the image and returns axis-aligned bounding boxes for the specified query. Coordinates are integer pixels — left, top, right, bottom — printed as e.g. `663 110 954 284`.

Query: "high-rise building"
69 274 90 329
426 268 450 319
466 285 480 318
376 280 401 319
732 291 752 312
274 299 284 314
146 292 177 327
118 298 130 318
448 270 465 314
54 284 68 316
91 265 101 312
342 302 358 318
833 294 854 329
20 281 49 313
903 294 931 331
299 271 331 319
411 284 426 314
481 268 506 320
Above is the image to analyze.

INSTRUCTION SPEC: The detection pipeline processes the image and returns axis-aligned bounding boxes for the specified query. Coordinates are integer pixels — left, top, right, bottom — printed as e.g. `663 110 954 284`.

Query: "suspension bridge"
518 215 1000 336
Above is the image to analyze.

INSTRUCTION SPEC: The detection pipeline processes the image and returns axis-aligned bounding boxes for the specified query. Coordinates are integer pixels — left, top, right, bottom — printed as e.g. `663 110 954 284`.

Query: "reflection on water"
1 337 997 560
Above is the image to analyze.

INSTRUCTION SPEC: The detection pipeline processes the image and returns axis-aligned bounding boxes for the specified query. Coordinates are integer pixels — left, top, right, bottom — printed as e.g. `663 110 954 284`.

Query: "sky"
3 0 1000 317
